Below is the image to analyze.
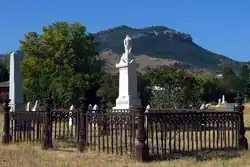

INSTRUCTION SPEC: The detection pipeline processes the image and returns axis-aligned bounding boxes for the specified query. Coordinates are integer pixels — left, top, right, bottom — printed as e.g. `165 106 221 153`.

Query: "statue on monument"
124 35 132 54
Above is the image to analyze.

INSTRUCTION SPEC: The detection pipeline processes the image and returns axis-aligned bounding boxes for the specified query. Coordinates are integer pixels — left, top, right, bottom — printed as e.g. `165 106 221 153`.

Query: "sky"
1 0 249 61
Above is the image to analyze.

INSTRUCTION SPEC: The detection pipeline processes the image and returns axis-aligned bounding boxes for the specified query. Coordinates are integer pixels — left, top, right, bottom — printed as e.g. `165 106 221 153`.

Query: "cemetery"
1 34 249 164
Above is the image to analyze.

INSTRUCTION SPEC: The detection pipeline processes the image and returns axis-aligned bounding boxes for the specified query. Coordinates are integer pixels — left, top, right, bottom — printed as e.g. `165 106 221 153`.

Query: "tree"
239 64 250 79
222 65 235 77
20 22 105 107
3 55 10 72
96 73 119 108
0 61 9 82
142 66 202 109
137 72 151 107
239 65 250 97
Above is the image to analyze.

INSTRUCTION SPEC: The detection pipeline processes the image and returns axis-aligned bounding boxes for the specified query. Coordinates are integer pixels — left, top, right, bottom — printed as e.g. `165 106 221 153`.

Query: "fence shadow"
148 148 244 162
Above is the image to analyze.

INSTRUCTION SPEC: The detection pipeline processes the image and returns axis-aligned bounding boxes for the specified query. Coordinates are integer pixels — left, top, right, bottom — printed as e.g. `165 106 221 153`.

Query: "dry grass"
1 107 250 166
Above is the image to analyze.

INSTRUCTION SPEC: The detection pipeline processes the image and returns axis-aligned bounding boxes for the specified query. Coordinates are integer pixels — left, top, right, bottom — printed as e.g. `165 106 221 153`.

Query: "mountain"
0 25 245 73
94 25 242 71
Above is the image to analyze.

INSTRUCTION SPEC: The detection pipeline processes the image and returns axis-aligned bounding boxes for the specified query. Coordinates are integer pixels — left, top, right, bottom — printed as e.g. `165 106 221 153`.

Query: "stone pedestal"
113 47 141 110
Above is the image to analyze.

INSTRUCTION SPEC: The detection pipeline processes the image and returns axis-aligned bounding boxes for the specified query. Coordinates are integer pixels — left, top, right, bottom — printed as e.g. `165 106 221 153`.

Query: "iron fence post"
78 96 88 152
100 97 108 135
2 99 11 144
135 106 149 162
235 91 248 150
42 94 53 150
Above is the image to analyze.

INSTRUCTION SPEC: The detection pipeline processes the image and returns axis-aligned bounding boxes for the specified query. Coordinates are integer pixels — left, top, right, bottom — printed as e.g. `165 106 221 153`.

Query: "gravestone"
32 100 39 111
9 51 24 112
113 35 141 110
200 103 205 110
216 98 221 107
222 95 226 104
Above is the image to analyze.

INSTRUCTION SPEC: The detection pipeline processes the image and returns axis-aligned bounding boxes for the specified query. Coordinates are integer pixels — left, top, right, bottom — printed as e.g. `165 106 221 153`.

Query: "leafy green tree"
239 65 250 79
0 61 9 82
197 76 222 103
238 65 250 96
96 73 119 108
222 65 235 77
137 72 151 107
20 22 105 107
3 55 10 72
142 66 202 109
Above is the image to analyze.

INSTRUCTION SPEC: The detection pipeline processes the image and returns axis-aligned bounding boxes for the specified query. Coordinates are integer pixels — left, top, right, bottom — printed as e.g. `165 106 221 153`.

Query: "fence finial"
145 104 150 113
100 97 108 135
235 90 243 105
100 96 108 111
44 93 54 109
235 91 248 150
42 94 53 150
78 95 88 152
135 106 149 162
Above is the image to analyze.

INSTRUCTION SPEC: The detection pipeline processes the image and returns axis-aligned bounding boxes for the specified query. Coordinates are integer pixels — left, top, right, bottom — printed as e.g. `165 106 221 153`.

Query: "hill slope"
94 25 240 70
0 26 244 72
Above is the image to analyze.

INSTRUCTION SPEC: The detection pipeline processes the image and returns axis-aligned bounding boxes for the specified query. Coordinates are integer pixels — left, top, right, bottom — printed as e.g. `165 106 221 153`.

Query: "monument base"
112 96 141 110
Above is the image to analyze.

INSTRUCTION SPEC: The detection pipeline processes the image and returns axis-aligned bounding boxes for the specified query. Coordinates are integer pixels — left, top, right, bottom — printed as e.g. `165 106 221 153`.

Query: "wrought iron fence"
1 92 248 162
9 111 45 144
86 111 137 155
145 111 240 156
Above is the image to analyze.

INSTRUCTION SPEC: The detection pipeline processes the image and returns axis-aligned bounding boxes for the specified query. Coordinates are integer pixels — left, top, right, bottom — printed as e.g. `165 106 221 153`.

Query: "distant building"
0 81 9 101
216 74 223 79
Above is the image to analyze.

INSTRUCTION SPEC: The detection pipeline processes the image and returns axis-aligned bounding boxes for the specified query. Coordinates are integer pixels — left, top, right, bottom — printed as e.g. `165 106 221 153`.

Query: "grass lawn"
1 106 250 167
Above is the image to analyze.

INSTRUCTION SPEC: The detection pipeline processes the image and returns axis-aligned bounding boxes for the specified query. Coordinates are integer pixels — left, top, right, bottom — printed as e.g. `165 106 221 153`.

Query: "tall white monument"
9 51 24 112
113 35 141 110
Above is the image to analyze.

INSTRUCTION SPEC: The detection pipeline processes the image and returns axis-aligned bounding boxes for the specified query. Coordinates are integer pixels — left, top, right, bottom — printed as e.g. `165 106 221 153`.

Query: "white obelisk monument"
9 51 24 112
113 35 141 110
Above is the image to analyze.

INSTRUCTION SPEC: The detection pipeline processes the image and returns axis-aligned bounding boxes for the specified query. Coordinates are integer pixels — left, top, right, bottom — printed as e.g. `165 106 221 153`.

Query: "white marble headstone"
222 95 225 104
69 105 75 127
32 100 39 111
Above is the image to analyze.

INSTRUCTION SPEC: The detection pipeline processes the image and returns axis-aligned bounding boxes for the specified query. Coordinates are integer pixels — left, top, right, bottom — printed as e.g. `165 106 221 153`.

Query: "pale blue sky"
1 0 249 61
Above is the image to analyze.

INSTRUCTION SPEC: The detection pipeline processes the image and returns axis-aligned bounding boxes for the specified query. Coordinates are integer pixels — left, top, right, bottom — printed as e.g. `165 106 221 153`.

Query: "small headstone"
205 103 211 108
222 95 226 104
200 103 205 110
69 105 75 127
216 98 221 107
88 104 93 113
93 104 98 110
32 100 39 111
70 105 75 111
145 104 150 127
91 104 99 128
145 104 150 113
26 102 31 111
